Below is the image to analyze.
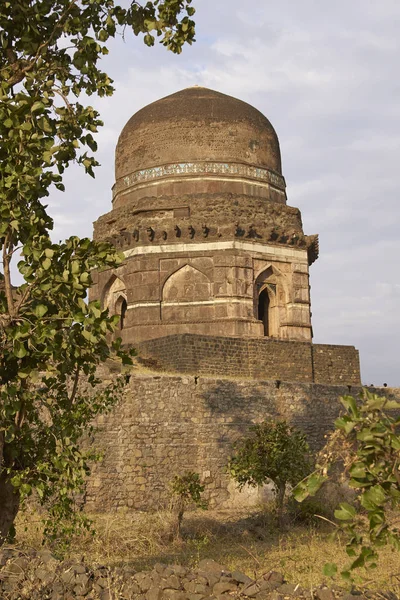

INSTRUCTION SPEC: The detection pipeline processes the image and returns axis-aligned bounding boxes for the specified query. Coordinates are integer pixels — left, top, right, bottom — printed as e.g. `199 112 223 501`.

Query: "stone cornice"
104 223 319 265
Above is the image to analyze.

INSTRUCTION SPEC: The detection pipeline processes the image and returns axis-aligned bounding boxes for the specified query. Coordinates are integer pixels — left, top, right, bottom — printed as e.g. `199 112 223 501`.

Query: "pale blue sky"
47 0 400 385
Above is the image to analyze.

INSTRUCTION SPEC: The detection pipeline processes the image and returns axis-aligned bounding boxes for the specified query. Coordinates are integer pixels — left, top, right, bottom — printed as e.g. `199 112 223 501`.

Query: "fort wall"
84 373 396 512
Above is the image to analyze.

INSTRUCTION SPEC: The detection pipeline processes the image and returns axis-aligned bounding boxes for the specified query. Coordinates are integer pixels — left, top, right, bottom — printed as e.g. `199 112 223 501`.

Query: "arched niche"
161 264 212 322
162 264 211 303
255 266 286 338
102 275 127 328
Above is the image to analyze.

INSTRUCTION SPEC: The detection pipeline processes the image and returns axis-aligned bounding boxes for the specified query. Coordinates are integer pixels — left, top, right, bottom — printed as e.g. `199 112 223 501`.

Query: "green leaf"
13 340 27 358
340 395 359 417
31 101 45 113
42 257 52 270
361 485 386 509
349 463 366 479
334 416 355 434
34 304 48 317
334 502 356 521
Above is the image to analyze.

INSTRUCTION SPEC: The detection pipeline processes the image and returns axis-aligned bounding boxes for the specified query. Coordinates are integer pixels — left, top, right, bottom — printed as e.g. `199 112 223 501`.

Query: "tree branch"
3 233 15 318
5 0 79 89
69 367 81 406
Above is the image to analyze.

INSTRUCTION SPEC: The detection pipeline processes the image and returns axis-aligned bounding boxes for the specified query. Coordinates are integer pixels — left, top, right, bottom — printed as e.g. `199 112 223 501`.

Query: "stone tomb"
87 87 364 509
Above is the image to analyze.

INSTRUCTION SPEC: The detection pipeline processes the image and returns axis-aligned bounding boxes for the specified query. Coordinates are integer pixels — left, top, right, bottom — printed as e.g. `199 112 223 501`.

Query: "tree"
228 420 311 526
170 472 208 538
0 0 196 546
294 390 400 582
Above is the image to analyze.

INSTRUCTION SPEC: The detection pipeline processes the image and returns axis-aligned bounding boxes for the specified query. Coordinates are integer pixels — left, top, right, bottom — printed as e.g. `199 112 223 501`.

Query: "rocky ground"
0 549 398 600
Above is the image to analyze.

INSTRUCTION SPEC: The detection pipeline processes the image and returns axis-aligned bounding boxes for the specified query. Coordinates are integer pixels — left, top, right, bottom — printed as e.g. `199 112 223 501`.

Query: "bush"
170 472 208 538
228 420 312 526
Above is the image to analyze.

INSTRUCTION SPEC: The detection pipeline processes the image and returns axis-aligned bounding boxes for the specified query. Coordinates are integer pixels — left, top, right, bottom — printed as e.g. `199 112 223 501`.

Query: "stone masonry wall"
312 344 362 385
83 374 396 513
138 334 361 386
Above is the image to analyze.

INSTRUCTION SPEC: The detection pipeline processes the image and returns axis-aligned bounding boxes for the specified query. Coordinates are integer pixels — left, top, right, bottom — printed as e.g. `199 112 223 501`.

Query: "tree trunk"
275 482 286 529
0 472 20 545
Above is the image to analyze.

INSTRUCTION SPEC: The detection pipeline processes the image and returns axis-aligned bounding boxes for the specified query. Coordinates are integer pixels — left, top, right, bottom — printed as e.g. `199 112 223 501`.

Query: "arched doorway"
115 295 128 330
120 298 127 329
258 288 270 336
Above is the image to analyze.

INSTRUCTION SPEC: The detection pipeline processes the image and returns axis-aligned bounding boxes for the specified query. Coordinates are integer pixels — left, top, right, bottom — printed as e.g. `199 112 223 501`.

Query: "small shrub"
170 472 208 538
228 420 312 526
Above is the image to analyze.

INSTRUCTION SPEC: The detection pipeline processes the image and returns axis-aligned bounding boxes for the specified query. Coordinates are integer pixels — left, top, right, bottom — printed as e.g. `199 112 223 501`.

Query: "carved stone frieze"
118 161 286 195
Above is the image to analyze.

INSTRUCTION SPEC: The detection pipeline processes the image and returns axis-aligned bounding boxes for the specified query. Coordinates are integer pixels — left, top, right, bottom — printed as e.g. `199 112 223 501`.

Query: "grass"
13 505 400 594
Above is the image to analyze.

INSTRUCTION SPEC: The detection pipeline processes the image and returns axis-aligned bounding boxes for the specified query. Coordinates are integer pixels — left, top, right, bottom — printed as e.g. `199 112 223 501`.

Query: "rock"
197 559 228 575
136 572 154 592
316 589 336 600
184 580 210 595
231 571 254 586
72 564 87 575
162 590 187 600
96 576 109 589
154 563 168 575
187 594 206 600
122 580 142 595
61 570 75 585
172 565 188 577
75 573 90 586
265 572 285 586
213 581 238 595
164 574 182 590
277 583 304 596
100 591 112 600
270 593 284 600
258 580 281 593
242 583 260 597
197 571 220 588
37 550 55 565
5 557 28 577
147 586 163 600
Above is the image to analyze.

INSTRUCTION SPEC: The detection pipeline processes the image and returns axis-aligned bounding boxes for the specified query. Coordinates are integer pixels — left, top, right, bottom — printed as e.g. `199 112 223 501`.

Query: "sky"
47 0 400 386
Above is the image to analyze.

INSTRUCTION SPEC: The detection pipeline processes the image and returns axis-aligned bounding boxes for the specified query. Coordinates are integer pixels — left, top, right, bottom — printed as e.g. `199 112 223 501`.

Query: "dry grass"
13 505 400 594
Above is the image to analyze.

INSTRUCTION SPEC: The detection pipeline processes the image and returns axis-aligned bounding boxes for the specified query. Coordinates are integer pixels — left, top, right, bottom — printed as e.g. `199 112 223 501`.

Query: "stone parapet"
137 334 361 386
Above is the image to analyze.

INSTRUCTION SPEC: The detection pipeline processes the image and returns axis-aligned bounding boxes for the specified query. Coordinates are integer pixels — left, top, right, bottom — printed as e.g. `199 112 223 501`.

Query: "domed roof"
115 87 282 182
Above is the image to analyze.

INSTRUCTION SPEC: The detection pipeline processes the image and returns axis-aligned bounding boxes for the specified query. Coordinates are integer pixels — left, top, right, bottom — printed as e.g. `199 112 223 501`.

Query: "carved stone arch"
254 265 287 338
254 263 285 285
162 264 212 303
161 264 213 322
102 274 127 314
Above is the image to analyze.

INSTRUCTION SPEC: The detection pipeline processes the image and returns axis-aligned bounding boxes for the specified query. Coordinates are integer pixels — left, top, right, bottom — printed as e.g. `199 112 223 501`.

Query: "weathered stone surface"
88 373 397 514
147 586 163 600
0 552 395 600
231 570 254 585
213 581 238 595
316 589 336 600
197 559 227 574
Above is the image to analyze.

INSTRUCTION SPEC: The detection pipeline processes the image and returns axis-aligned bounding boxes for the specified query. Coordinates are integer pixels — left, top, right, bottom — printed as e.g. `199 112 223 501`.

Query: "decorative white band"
124 240 308 262
118 161 286 192
127 298 254 309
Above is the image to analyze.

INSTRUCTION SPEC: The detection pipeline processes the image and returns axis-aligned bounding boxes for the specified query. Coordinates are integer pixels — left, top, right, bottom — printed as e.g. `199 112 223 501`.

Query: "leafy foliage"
170 472 207 537
0 0 196 545
228 420 311 525
293 389 400 580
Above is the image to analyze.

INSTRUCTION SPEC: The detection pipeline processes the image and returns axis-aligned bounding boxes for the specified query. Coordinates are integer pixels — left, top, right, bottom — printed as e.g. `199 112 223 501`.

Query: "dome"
113 87 285 207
